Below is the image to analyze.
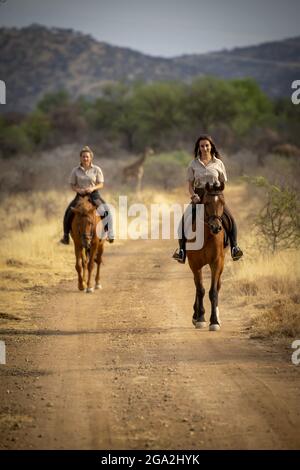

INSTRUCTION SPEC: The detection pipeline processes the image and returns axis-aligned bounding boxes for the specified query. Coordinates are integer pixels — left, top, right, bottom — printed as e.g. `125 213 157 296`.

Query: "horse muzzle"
209 224 222 235
82 235 93 249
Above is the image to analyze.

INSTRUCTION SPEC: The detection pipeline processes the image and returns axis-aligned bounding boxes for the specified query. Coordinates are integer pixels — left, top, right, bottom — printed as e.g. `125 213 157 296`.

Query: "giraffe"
122 147 154 193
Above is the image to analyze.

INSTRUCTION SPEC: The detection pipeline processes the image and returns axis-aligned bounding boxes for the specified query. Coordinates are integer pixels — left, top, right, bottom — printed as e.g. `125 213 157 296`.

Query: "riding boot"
99 210 114 242
223 205 243 261
60 195 79 244
172 238 186 263
172 212 187 263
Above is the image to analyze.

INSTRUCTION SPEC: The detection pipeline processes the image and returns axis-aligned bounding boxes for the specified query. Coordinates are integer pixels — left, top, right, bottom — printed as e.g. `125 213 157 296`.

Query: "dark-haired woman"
172 135 243 263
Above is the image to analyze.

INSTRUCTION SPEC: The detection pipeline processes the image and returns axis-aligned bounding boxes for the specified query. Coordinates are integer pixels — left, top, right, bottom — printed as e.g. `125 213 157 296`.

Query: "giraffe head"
144 146 155 157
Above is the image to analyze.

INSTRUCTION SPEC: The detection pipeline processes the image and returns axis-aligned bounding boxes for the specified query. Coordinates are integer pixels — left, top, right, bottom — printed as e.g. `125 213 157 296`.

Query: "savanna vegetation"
1 76 300 156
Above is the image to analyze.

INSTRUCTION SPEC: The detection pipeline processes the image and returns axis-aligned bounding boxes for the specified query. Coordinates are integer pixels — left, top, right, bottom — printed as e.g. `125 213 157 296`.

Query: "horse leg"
86 248 96 293
95 244 103 290
192 268 206 328
75 248 85 291
209 260 224 331
82 249 88 289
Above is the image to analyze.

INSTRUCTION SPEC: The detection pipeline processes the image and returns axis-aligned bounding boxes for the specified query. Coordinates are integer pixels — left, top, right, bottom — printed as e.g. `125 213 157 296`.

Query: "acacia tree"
251 177 300 252
130 81 186 149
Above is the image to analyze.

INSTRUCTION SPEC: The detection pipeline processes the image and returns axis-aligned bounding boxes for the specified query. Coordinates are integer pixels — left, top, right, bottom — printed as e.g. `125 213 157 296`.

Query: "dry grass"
230 250 300 338
0 190 74 327
224 183 300 338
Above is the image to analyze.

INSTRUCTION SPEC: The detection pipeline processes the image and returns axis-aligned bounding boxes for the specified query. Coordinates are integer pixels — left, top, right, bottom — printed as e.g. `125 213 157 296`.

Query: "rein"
77 209 98 241
201 190 224 226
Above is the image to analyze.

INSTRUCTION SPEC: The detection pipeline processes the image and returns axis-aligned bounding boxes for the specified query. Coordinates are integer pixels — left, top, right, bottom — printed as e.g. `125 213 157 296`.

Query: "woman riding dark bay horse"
187 182 226 331
172 135 243 330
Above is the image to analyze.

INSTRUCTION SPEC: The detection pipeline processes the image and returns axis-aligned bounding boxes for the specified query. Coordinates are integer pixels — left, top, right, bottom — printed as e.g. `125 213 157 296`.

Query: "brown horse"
71 196 104 293
187 182 227 331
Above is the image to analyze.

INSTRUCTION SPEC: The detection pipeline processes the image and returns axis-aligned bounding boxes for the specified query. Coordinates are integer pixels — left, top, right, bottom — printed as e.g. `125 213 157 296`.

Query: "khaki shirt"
69 163 104 189
187 157 227 188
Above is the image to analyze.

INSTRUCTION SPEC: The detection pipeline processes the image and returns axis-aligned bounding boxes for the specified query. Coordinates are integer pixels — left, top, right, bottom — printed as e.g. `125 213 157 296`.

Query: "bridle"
76 204 97 245
202 190 224 227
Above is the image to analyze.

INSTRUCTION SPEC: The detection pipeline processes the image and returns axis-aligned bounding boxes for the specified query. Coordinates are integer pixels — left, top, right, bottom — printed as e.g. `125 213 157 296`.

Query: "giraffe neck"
137 153 147 166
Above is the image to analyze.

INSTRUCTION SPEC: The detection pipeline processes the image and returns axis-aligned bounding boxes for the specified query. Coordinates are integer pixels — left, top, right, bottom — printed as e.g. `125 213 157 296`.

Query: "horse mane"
74 196 95 215
205 182 225 194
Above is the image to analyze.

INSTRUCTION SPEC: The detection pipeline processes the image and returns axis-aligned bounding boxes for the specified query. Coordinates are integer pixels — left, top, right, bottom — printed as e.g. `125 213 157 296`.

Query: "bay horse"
187 182 227 331
71 196 104 293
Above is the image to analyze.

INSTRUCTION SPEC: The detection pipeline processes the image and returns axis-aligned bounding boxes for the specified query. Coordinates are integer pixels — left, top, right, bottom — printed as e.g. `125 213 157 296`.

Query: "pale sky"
0 0 299 57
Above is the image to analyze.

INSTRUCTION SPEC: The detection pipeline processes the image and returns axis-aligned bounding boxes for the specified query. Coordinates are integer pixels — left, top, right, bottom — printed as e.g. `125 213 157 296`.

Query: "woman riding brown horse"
60 146 114 245
71 195 104 292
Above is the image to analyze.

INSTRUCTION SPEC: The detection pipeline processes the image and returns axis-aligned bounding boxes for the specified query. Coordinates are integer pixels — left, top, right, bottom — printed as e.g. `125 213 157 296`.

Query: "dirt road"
0 237 300 449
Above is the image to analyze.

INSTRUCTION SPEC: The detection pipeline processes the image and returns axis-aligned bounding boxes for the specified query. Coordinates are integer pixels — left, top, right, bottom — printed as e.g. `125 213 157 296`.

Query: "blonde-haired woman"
60 146 114 244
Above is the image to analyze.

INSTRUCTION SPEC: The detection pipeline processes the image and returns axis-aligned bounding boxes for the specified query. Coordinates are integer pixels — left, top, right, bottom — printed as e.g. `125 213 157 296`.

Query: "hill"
1 24 299 112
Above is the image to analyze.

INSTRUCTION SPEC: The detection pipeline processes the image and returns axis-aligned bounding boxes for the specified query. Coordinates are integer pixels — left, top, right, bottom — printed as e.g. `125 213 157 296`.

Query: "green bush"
0 124 32 157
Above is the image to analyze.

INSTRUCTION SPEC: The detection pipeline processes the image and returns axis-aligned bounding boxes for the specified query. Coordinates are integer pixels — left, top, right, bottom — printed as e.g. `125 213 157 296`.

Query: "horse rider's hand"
85 187 94 194
191 194 200 204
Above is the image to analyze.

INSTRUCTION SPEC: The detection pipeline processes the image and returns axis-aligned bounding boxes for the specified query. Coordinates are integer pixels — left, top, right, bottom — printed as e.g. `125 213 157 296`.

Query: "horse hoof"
95 284 102 290
192 318 207 329
86 287 94 293
209 323 221 331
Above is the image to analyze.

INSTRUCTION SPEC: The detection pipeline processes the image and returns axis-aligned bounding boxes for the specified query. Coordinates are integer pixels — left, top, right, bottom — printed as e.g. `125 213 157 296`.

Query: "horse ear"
205 182 210 191
219 182 225 191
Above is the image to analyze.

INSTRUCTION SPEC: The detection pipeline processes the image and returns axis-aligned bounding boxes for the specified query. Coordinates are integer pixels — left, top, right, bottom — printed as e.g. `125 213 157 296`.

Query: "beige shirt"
69 163 104 189
187 157 227 188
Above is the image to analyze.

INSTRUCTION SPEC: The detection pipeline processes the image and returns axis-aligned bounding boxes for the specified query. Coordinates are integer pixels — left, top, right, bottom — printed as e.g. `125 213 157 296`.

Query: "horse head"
203 182 225 235
71 196 97 249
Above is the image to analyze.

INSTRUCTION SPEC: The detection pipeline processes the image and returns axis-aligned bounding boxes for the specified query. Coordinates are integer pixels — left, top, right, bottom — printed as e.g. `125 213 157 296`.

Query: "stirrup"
60 234 70 245
231 246 243 261
172 248 186 264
